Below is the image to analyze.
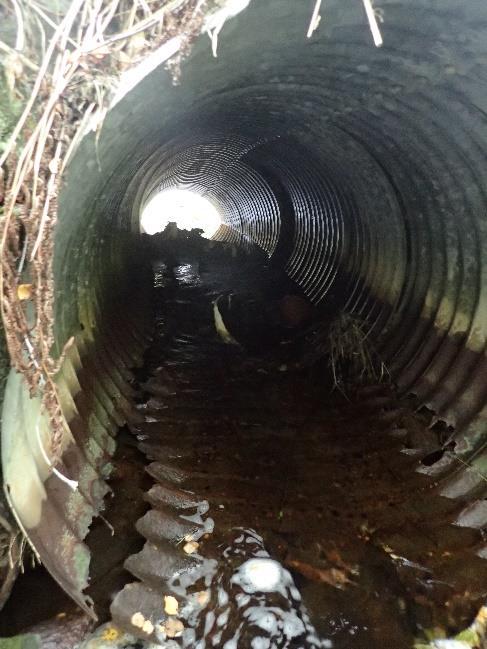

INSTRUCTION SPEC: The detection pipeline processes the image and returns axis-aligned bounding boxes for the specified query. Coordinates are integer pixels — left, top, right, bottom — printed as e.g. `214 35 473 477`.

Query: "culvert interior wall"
3 0 487 625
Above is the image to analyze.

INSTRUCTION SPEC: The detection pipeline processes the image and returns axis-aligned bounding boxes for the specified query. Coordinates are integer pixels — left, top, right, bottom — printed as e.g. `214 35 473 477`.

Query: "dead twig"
362 0 383 47
9 0 25 51
306 0 321 38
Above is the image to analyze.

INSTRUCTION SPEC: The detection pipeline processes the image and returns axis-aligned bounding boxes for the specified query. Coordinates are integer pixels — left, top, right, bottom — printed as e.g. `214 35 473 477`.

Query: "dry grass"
304 311 389 395
328 312 388 389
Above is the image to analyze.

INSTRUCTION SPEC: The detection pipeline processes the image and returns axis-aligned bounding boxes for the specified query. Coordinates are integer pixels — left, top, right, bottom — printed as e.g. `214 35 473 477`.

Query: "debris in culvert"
285 557 356 590
204 0 253 58
5 236 486 646
99 248 487 648
212 289 314 353
1 1 486 647
163 617 184 639
291 560 353 590
77 622 145 648
163 596 179 616
213 295 240 345
182 540 199 554
16 284 32 301
327 313 388 387
414 605 487 649
307 0 322 38
1 236 481 645
0 501 31 613
302 311 389 393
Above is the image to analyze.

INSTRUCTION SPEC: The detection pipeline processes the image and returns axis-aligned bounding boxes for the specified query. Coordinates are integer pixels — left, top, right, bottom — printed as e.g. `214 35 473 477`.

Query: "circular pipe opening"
140 188 222 238
3 1 487 646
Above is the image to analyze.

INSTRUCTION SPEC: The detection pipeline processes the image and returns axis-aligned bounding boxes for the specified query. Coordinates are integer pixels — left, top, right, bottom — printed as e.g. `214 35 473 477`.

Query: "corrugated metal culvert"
2 0 487 646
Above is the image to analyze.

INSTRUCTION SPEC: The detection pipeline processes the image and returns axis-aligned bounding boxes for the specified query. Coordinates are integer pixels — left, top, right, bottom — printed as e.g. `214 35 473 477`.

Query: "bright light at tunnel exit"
140 188 222 239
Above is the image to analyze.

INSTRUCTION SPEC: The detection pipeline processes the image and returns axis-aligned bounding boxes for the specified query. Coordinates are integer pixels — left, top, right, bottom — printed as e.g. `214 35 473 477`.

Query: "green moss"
72 542 91 590
455 628 480 644
0 635 40 649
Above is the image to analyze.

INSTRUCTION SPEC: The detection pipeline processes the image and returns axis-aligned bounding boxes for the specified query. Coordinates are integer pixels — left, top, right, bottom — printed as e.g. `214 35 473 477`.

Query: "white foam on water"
235 558 283 593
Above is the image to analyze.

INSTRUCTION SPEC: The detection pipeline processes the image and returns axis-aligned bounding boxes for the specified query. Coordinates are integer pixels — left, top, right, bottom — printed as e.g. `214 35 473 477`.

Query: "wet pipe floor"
3 255 487 648
106 258 487 649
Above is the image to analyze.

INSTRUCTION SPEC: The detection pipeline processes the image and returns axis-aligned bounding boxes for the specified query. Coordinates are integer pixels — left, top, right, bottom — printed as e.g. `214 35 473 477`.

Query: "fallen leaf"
164 595 179 615
17 284 32 300
165 617 184 638
286 558 353 589
101 625 121 641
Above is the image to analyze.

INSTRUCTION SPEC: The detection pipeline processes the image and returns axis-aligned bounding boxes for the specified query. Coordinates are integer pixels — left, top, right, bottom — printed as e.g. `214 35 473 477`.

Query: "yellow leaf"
164 595 179 615
101 626 121 641
17 284 32 300
165 618 184 638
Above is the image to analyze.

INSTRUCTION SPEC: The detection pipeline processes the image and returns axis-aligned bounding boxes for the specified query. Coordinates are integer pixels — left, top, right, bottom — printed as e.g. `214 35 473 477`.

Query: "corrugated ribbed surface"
6 0 487 614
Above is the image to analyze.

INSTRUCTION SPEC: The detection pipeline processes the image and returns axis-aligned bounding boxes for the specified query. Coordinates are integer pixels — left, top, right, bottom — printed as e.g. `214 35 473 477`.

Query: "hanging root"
0 506 33 611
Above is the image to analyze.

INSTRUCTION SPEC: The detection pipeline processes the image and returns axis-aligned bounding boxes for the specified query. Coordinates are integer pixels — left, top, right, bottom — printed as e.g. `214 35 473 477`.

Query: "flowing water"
105 253 487 648
2 249 486 648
